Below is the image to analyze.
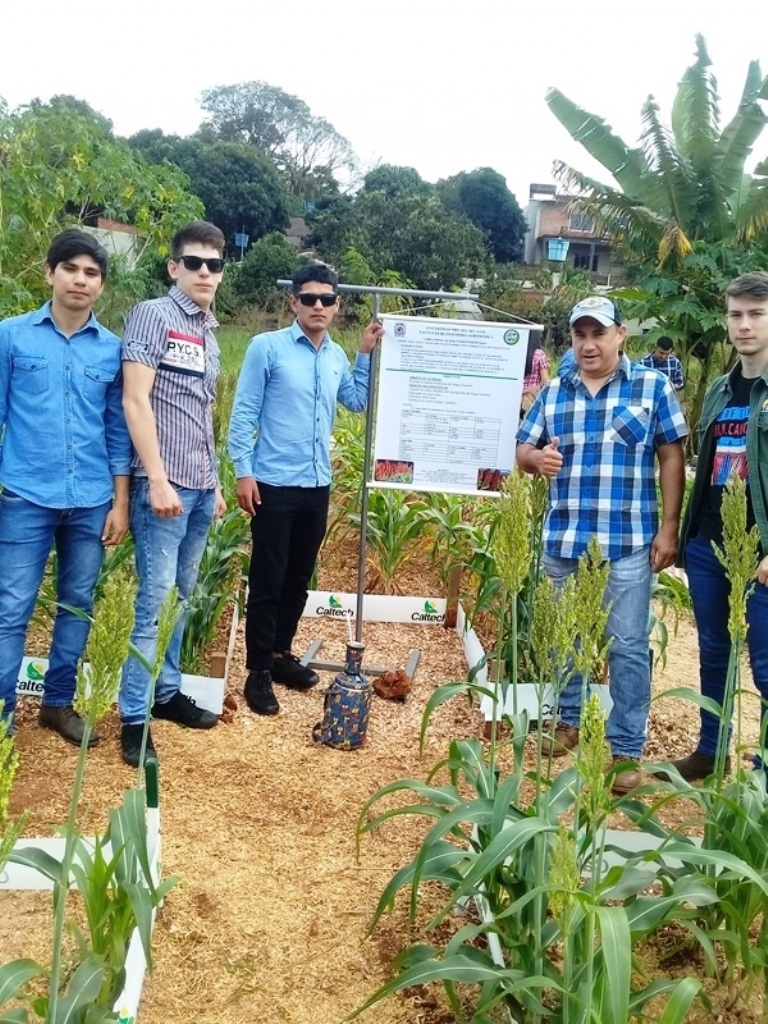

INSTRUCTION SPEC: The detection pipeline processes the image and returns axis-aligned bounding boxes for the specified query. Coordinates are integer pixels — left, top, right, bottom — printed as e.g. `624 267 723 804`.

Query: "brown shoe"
609 755 643 795
655 750 730 783
38 705 99 748
541 722 579 758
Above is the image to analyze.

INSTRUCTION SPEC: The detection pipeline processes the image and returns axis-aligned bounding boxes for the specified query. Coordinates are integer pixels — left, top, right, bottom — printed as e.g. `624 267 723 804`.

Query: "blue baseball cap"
569 296 622 327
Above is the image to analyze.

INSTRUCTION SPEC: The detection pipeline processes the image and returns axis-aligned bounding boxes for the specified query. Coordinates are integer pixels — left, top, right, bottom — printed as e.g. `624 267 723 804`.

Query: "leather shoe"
271 652 319 690
38 705 99 748
121 724 157 767
244 670 279 715
541 722 579 758
655 750 731 783
609 755 644 795
152 691 218 729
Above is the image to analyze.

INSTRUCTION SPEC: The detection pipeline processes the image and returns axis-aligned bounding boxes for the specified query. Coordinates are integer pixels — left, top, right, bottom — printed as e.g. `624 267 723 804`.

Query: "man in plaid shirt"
637 336 685 391
517 296 688 794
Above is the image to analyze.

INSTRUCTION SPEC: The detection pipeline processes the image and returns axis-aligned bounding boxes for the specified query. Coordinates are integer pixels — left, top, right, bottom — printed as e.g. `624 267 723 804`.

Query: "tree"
362 164 432 199
128 130 290 249
230 232 300 307
309 190 488 291
0 100 204 315
198 81 356 201
546 34 768 434
439 167 527 263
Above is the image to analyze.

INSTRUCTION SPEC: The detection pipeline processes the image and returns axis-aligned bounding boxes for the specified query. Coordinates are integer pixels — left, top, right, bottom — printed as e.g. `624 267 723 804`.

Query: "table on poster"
372 315 537 496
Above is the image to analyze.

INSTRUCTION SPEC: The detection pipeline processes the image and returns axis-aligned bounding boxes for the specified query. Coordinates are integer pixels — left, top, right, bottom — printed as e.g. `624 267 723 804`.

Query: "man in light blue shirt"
229 264 383 716
0 229 132 745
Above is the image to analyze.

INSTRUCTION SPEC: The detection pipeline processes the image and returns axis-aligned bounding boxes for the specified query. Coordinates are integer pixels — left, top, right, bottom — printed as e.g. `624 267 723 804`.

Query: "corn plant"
1 574 181 1023
350 488 427 594
326 407 366 545
353 679 703 1023
645 477 768 1011
180 447 250 674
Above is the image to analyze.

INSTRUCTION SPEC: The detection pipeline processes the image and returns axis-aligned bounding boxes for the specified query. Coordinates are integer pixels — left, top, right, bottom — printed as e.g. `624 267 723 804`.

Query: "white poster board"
372 315 538 497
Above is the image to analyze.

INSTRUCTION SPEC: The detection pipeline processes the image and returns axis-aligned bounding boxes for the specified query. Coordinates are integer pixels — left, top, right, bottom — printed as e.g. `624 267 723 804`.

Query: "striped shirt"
122 286 219 489
517 355 688 560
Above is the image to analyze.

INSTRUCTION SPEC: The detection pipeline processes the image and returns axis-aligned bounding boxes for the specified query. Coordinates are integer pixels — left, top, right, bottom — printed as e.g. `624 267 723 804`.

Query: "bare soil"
2 547 764 1023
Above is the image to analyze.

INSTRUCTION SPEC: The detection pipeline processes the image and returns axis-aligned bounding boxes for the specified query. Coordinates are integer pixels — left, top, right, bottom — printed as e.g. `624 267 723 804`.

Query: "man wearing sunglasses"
119 220 227 767
229 264 383 716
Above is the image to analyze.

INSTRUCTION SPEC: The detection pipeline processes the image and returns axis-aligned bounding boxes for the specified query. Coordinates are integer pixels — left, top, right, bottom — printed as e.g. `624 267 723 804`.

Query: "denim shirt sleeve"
0 323 9 458
105 366 133 477
228 333 271 478
336 351 370 412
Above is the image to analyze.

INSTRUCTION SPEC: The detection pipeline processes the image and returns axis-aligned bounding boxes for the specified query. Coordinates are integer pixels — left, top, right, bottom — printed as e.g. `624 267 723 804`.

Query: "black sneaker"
244 670 279 715
271 652 319 690
121 724 157 767
152 691 218 729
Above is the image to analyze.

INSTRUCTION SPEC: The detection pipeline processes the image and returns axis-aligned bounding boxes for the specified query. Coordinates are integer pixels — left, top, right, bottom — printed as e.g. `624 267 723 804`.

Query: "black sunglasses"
178 255 225 274
296 292 338 307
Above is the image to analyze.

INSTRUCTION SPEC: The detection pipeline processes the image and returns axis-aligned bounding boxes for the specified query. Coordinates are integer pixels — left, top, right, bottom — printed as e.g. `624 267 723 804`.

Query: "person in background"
520 331 550 413
119 220 227 768
556 346 577 378
637 336 685 391
228 264 383 718
516 295 688 794
0 229 131 745
665 272 768 781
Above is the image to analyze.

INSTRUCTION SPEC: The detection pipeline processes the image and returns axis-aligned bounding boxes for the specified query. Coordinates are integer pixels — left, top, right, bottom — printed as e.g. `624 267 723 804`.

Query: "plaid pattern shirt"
122 286 220 490
517 355 688 560
636 353 684 389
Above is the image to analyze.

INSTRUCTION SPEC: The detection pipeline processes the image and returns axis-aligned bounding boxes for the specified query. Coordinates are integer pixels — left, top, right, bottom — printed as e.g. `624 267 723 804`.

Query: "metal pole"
355 292 382 641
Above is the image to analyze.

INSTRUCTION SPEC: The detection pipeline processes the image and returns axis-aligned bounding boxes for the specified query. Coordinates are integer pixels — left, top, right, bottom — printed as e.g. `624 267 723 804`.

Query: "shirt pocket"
84 365 117 401
13 355 49 394
611 405 651 446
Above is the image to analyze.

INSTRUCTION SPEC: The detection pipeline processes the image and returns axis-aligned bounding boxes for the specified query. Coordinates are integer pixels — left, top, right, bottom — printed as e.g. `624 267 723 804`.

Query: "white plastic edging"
16 656 225 716
455 603 614 723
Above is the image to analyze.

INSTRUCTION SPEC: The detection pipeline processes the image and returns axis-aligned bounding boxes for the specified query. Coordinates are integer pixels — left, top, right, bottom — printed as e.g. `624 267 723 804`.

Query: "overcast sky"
2 0 767 208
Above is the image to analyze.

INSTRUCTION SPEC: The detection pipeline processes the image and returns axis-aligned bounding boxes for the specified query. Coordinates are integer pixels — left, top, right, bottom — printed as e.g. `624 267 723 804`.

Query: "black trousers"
244 483 330 671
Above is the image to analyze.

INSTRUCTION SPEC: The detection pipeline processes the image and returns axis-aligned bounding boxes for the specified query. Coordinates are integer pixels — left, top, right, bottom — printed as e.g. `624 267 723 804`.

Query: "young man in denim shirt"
0 229 131 745
228 264 383 716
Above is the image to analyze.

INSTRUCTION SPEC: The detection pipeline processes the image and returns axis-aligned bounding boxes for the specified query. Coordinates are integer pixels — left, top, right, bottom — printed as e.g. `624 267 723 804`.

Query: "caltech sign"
16 657 47 697
306 592 447 625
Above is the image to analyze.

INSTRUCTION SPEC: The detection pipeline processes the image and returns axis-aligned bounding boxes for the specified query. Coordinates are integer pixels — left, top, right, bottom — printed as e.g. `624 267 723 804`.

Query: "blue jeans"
119 480 215 726
686 533 768 758
0 490 110 719
543 545 653 759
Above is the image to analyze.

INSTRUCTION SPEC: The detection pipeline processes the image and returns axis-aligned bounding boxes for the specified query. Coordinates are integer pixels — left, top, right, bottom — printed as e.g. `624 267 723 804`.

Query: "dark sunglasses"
178 255 225 273
296 292 338 307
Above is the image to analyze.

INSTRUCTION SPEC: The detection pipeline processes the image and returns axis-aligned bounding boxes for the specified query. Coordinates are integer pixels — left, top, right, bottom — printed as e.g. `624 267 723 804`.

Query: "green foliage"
229 232 301 309
354 677 704 1023
362 164 432 200
180 449 250 674
350 490 427 596
438 167 527 263
308 189 490 291
546 35 768 433
2 576 178 1023
127 130 290 246
0 99 203 315
198 81 355 201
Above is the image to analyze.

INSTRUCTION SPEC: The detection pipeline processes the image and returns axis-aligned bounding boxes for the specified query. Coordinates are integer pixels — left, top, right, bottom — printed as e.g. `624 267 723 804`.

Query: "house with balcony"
524 183 618 281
